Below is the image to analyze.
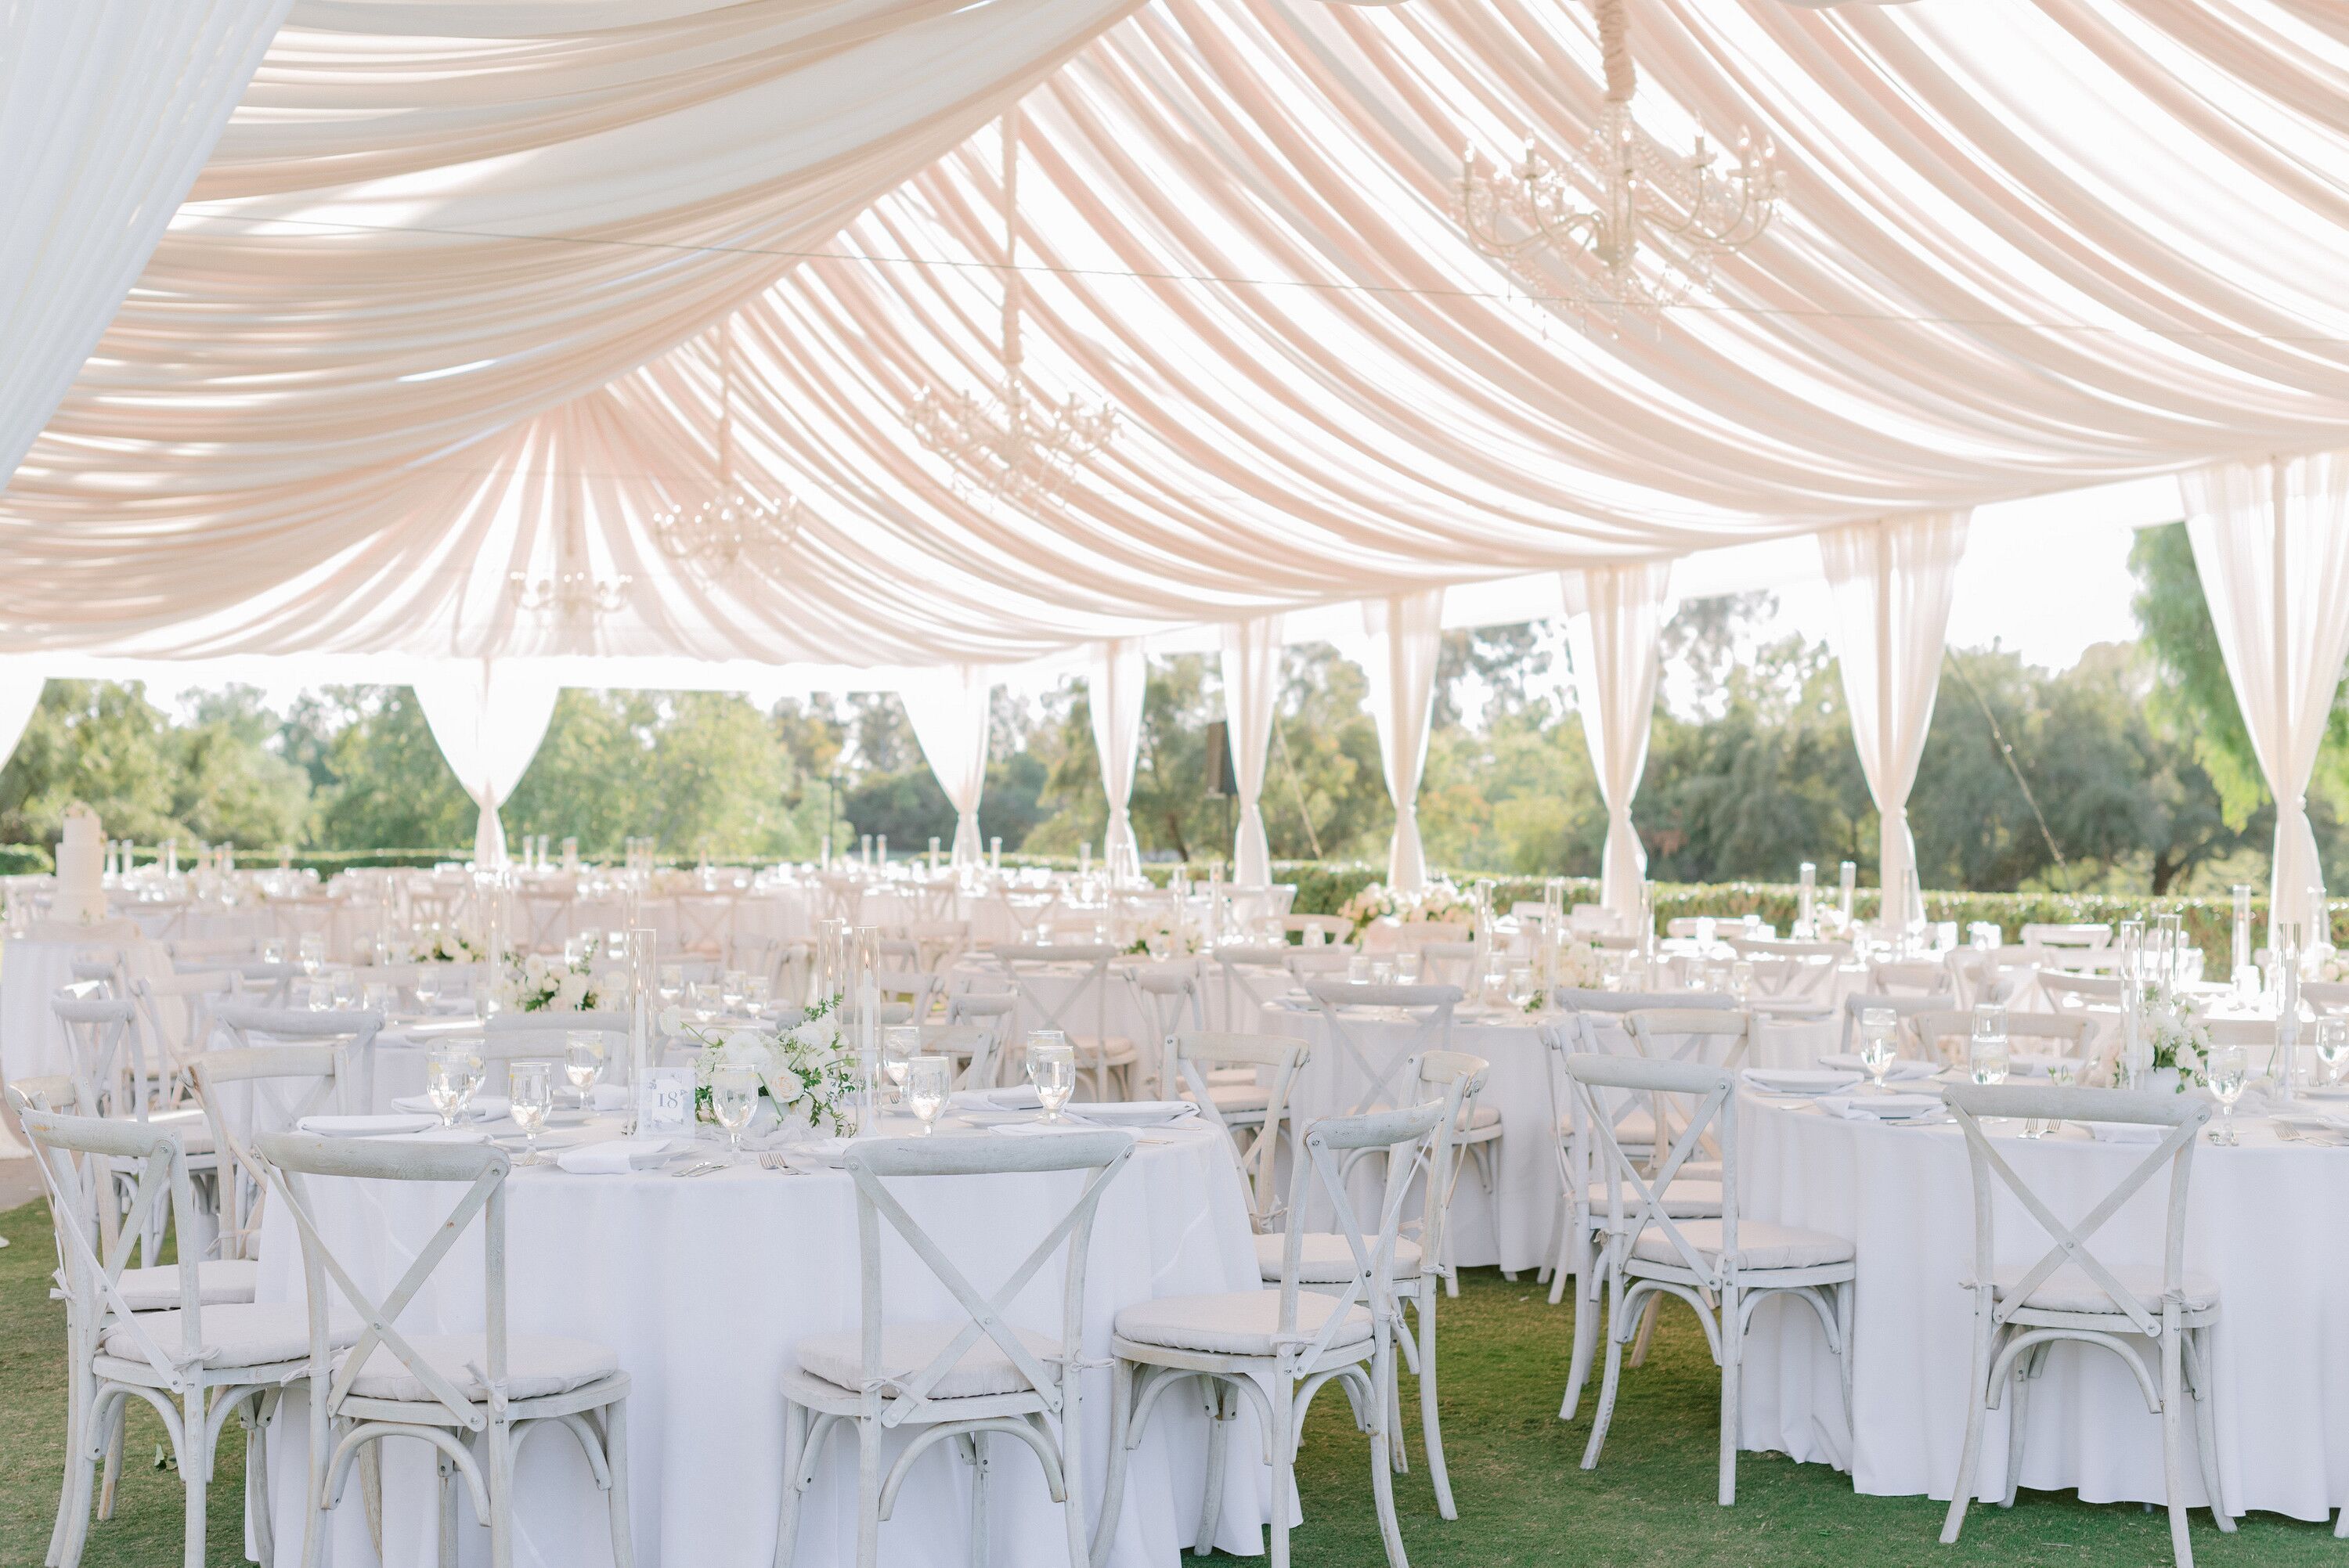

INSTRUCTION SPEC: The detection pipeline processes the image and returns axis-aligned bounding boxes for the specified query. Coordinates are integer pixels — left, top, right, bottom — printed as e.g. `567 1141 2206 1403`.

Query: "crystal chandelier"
1456 0 1779 318
508 496 630 625
653 326 802 570
909 107 1117 506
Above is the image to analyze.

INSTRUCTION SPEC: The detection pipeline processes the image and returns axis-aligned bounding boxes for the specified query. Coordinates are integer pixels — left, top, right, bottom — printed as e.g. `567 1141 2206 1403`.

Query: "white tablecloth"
252 1119 1272 1566
1737 1094 2349 1519
2 936 88 1086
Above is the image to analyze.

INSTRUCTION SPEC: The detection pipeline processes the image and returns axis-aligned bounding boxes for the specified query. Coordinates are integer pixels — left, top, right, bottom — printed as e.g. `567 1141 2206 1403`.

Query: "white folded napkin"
298 1113 438 1138
778 1137 856 1171
948 1085 1042 1112
589 1083 630 1111
1741 1068 1863 1096
389 1093 513 1122
1068 1101 1200 1127
1817 1093 1944 1123
992 1121 1130 1138
391 1126 492 1144
556 1137 671 1174
1817 1054 1939 1082
2084 1120 2164 1144
2009 1052 2087 1080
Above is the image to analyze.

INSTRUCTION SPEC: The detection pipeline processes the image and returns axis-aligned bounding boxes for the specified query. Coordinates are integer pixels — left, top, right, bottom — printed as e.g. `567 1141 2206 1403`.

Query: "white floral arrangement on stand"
1551 935 1606 989
402 928 484 964
2140 986 2212 1091
1338 877 1474 939
1123 914 1203 958
670 993 861 1133
502 948 602 1012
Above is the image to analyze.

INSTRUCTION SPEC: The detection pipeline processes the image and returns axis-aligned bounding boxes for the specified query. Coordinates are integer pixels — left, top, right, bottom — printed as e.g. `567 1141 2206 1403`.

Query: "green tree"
311 687 474 850
169 686 312 849
0 680 182 845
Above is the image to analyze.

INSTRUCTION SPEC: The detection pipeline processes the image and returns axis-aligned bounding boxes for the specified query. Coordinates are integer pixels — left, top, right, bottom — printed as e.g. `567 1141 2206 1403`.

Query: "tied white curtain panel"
1819 513 1969 925
1089 638 1146 880
2181 452 2349 936
412 661 563 867
1219 615 1283 887
0 665 45 773
900 663 994 867
1362 590 1443 894
1563 561 1672 925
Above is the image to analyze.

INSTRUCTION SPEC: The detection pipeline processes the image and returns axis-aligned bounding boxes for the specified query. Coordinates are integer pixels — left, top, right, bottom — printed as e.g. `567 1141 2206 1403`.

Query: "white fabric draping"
899 663 994 868
410 661 562 867
12 2 2349 668
1218 615 1283 886
1089 638 1146 882
2181 452 2349 939
1562 561 1672 925
0 0 290 482
1820 514 1968 925
1361 591 1443 894
0 667 45 773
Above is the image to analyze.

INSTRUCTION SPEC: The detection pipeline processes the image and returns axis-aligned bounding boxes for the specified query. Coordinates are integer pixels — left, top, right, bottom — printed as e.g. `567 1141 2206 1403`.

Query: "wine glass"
298 934 326 977
881 1024 920 1108
425 1046 482 1129
709 1063 760 1163
721 969 747 1015
1729 961 1754 1006
1027 1033 1075 1123
565 1030 607 1110
907 1056 952 1136
261 937 287 966
1968 1004 2011 1087
330 972 359 1010
2318 1018 2349 1087
1395 950 1421 985
1506 966 1535 1010
305 979 334 1012
1145 931 1172 962
362 982 395 1015
687 980 720 1026
414 965 441 1011
2208 1044 2248 1145
658 964 685 1009
1370 958 1396 986
509 1061 554 1165
1346 954 1370 984
1858 1007 1898 1090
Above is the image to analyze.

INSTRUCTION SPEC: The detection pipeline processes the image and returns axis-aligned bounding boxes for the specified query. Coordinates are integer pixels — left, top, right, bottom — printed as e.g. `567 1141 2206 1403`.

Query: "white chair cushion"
1629 1219 1854 1272
1204 1067 1257 1086
795 1321 1060 1400
1072 1036 1138 1065
1457 1104 1502 1133
103 1301 356 1368
345 1333 620 1403
1994 1262 2219 1316
1116 1289 1373 1357
1255 1231 1422 1285
1184 1082 1270 1115
114 1260 259 1311
1583 1181 1722 1219
141 1107 215 1156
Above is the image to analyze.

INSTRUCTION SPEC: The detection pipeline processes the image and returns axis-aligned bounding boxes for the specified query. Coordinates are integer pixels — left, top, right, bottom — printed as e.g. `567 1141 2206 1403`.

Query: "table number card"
635 1067 693 1136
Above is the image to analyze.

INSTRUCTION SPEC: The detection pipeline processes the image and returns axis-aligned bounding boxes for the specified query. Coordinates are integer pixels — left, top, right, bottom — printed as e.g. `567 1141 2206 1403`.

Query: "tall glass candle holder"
1838 861 1856 928
2279 921 2304 1103
848 925 884 1134
2232 884 2256 1000
2117 918 2145 1089
1796 862 1817 938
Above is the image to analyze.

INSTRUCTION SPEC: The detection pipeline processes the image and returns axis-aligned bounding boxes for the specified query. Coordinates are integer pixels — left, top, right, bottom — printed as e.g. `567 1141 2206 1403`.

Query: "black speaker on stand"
1203 719 1238 865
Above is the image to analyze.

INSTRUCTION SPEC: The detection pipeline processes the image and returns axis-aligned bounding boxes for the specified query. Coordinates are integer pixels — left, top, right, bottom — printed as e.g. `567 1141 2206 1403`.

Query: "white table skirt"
252 1122 1274 1566
2 937 88 1086
1737 1096 2349 1520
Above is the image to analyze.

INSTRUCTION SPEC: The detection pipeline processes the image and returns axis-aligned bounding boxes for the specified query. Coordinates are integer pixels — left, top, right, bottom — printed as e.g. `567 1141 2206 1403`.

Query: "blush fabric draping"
2181 452 2349 939
1361 591 1444 895
1818 514 1969 923
1090 638 1146 883
13 0 2349 669
0 669 45 777
1562 561 1672 925
899 663 995 869
0 0 290 482
410 661 563 867
1218 615 1283 887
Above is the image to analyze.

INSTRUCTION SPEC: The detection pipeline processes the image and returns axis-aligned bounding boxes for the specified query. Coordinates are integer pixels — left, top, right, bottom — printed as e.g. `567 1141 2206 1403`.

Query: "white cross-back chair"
191 1046 345 1263
988 944 1139 1101
1937 1083 2229 1567
1214 944 1295 1032
24 1110 316 1568
1569 1054 1855 1505
1907 1010 2094 1074
1865 960 1952 998
943 992 1019 1090
874 965 944 1026
991 885 1060 943
1557 986 1735 1018
673 892 738 959
168 935 258 966
260 1130 635 1568
517 890 573 954
2039 971 2124 1015
1834 989 1947 1054
1283 946 1354 986
132 969 236 1105
56 988 219 1264
1413 941 1479 992
772 1130 1135 1568
1304 980 1460 1116
1947 948 2035 1011
217 1004 383 1112
913 1022 1009 1094
2020 922 2112 958
1282 914 1350 946
1096 1100 1443 1568
1167 1032 1308 1229
1724 940 1842 1015
907 920 972 973
1127 963 1203 1099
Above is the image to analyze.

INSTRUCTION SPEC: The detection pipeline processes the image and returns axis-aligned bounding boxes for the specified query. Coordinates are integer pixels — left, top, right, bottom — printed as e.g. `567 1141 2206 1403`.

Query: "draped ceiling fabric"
6 0 2349 669
2181 453 2349 942
411 661 563 867
1219 614 1283 886
1362 591 1443 895
0 669 45 778
1089 638 1146 881
899 663 995 867
1563 561 1672 926
1818 513 1968 928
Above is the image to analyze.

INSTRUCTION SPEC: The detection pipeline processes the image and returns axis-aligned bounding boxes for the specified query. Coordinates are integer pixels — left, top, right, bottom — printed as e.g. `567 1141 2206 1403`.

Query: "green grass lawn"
5 1194 2340 1566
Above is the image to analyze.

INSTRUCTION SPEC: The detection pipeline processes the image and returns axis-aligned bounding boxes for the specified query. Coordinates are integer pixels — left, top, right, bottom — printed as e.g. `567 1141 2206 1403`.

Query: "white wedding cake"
52 803 110 926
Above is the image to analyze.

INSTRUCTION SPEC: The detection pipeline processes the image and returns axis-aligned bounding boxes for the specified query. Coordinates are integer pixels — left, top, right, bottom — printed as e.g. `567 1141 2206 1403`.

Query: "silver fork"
669 1159 727 1178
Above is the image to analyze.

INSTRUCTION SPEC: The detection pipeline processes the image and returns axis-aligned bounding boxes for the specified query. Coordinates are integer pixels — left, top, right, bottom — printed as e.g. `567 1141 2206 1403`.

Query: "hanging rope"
1941 650 2071 892
1593 0 1636 104
1001 106 1023 373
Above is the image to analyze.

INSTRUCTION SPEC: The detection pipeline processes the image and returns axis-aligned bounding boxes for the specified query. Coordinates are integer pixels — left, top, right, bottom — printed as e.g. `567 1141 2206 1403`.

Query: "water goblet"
721 969 747 1014
907 1056 952 1136
426 1046 482 1129
1395 951 1422 985
1346 954 1370 985
509 1061 554 1165
261 937 287 966
1145 931 1172 962
687 980 720 1026
297 934 326 976
1857 1007 1898 1090
882 1024 920 1108
745 975 774 1012
1027 1033 1076 1123
709 1064 760 1164
2209 1045 2248 1145
1968 1004 2011 1087
413 966 441 1010
1729 961 1755 1006
331 972 359 1010
362 982 395 1015
659 964 685 1008
1370 959 1396 986
1506 965 1535 1010
565 1030 607 1110
2318 1018 2349 1087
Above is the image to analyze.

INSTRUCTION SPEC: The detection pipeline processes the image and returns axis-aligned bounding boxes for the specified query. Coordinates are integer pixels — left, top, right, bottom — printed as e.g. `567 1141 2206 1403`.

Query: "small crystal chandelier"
653 325 802 570
909 106 1117 506
508 495 630 625
1457 0 1779 318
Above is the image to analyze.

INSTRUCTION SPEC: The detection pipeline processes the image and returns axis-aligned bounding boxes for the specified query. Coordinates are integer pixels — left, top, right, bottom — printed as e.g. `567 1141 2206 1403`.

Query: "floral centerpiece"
502 948 603 1012
402 928 484 964
1123 914 1203 957
668 993 862 1133
1338 877 1474 939
2139 986 2211 1090
1551 936 1605 989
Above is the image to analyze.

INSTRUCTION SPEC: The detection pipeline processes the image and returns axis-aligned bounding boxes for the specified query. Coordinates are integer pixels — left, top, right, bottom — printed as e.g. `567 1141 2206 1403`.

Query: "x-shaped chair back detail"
872 965 942 1024
1402 1050 1488 1268
519 894 572 953
843 1133 1134 1427
1942 1084 2206 1338
1128 963 1203 1092
1836 989 1950 1053
675 894 738 955
1908 1010 2092 1072
1866 961 1954 998
990 944 1117 1051
193 1046 344 1261
1564 1054 1738 1296
217 1004 382 1111
1171 1030 1308 1229
1215 944 1294 1031
132 969 234 1098
260 1131 513 1433
53 990 157 1123
991 886 1061 942
1303 981 1460 1116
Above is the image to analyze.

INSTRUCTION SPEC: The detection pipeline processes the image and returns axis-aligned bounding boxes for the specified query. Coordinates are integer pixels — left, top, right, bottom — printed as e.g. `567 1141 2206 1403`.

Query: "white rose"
767 1069 805 1105
659 1005 682 1035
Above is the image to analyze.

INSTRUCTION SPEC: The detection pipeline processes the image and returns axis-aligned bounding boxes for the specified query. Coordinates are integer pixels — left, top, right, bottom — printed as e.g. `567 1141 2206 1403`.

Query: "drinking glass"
330 972 359 1009
261 938 287 966
2318 1018 2349 1087
1506 966 1535 1009
659 964 685 1007
745 975 774 1012
1027 1033 1076 1123
721 969 747 1014
709 1064 760 1163
687 981 720 1026
1858 1007 1898 1090
907 1056 951 1136
414 966 441 1010
882 1024 920 1106
1729 961 1754 1006
425 1046 482 1128
509 1061 554 1165
1346 954 1370 984
362 982 395 1015
305 979 334 1012
298 935 326 976
1145 931 1172 962
2208 1045 2248 1145
1395 951 1422 985
1968 1004 2011 1087
565 1031 606 1109
1370 959 1396 986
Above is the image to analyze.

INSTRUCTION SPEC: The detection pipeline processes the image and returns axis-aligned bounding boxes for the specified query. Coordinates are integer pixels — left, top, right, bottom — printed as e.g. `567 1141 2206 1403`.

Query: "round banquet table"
251 1118 1274 1567
1736 1093 2349 1520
